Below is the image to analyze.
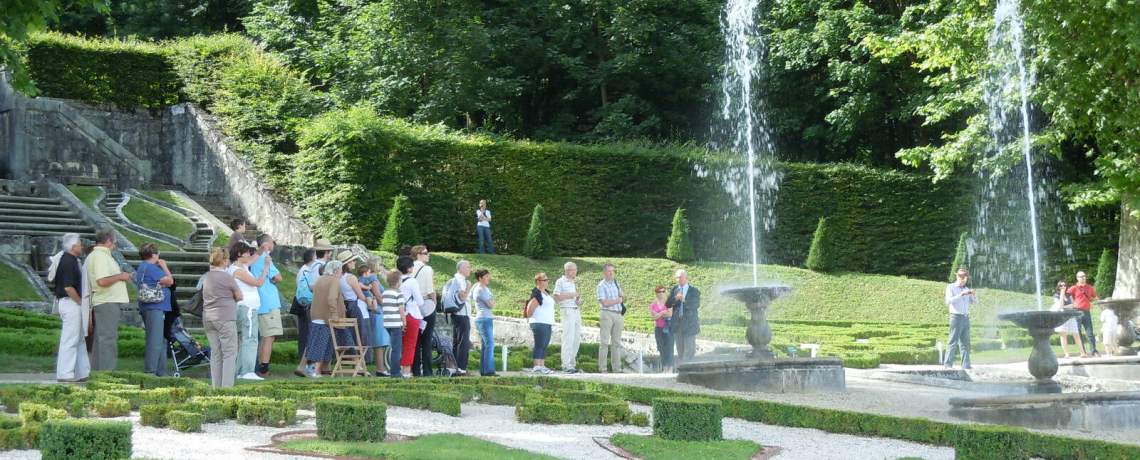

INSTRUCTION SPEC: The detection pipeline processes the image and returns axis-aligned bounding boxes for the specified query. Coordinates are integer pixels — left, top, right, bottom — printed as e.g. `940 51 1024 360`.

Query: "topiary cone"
1094 248 1117 297
379 195 420 252
805 217 836 272
666 208 695 262
524 204 553 260
949 231 968 283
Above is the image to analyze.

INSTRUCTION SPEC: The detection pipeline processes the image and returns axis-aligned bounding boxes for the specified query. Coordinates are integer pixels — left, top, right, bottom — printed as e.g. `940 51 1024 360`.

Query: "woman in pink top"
650 285 674 373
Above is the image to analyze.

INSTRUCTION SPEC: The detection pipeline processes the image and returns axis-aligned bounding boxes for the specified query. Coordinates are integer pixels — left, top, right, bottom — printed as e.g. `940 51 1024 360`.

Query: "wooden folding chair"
328 318 369 377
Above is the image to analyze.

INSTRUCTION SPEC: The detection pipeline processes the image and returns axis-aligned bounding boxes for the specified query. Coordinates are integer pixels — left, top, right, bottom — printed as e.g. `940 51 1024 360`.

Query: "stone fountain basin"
721 285 793 304
677 357 845 393
998 310 1083 330
949 391 1140 431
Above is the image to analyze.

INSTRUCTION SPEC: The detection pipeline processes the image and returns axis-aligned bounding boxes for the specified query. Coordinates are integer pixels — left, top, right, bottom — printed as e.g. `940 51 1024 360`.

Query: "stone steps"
0 208 77 218
120 250 209 262
0 202 69 212
3 222 94 233
0 196 62 205
2 215 86 226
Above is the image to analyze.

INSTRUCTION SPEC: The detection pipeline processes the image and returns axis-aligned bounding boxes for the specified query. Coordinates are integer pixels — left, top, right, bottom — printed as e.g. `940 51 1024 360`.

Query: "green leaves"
523 204 553 260
666 208 695 262
379 195 421 252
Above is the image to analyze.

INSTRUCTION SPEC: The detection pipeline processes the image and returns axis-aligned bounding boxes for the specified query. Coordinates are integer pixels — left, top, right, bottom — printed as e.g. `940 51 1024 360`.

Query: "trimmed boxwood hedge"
652 397 722 441
39 419 132 460
167 410 204 433
139 403 178 427
515 391 631 425
236 400 297 427
93 394 130 418
316 398 386 442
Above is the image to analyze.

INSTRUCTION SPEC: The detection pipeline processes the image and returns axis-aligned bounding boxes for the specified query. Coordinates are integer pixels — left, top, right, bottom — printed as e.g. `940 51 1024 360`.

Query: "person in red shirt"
1066 271 1101 357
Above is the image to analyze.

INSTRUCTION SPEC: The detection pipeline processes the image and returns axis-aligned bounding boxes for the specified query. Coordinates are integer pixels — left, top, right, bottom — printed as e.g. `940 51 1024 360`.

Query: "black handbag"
183 274 205 317
616 279 627 316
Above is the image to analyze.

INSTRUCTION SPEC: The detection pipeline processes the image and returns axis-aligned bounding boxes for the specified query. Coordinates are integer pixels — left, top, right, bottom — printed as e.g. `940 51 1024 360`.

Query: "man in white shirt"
411 245 437 376
944 268 978 369
476 200 494 255
552 261 584 373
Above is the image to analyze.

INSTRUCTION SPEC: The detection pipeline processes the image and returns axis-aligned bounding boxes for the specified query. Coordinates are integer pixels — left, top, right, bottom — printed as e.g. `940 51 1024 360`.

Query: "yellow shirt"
86 246 128 305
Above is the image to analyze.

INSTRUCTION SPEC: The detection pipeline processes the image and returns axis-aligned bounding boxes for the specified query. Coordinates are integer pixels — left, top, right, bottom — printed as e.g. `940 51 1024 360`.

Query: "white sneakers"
237 372 264 381
531 366 555 375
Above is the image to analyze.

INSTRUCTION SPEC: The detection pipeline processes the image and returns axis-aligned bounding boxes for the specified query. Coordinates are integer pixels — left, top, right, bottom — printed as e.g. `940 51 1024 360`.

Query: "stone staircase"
186 215 214 249
187 194 263 243
0 195 97 241
99 191 127 225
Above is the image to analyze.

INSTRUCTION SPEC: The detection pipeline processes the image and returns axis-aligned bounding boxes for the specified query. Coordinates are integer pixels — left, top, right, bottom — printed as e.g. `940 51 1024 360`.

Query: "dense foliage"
805 217 836 272
1094 248 1116 298
378 195 420 252
653 397 723 441
950 231 968 282
38 419 132 460
0 0 108 94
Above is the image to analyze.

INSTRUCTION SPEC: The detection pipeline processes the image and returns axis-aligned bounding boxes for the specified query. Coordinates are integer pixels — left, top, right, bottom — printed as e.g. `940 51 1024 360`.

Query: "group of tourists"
48 199 704 385
942 267 1120 369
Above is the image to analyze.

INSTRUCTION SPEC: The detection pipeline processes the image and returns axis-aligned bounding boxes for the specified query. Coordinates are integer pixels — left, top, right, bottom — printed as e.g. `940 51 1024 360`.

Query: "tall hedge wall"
20 33 1120 286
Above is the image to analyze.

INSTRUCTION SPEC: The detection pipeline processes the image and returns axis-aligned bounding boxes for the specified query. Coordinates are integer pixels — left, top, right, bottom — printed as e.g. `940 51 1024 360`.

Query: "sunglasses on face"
539 279 548 282
656 290 665 294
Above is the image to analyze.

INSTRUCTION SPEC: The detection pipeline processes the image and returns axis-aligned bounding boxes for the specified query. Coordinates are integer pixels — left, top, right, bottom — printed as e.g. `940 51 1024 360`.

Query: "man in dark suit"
665 269 700 364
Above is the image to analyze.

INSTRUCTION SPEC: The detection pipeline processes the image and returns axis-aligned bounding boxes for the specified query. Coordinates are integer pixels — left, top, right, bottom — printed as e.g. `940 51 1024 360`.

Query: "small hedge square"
954 425 1029 460
316 399 386 442
652 397 722 441
139 404 178 427
236 400 297 427
18 402 66 426
39 419 132 460
93 394 131 418
167 410 204 433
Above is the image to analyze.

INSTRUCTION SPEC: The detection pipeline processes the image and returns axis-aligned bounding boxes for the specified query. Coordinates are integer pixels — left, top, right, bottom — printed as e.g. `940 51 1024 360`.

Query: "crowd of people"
48 225 703 386
942 267 1122 369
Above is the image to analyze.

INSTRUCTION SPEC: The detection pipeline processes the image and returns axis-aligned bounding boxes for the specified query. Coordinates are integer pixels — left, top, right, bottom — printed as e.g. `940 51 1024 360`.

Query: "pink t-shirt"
650 301 669 328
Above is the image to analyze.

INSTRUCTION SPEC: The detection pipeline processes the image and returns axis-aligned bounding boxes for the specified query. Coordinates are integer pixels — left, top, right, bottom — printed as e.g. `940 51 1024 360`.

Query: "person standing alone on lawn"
1067 271 1101 357
476 200 494 254
552 261 584 373
87 229 133 371
944 268 977 369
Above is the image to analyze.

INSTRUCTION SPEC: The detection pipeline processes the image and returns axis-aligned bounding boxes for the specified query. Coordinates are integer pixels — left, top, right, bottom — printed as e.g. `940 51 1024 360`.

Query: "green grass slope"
122 198 194 241
0 263 42 301
381 252 1037 329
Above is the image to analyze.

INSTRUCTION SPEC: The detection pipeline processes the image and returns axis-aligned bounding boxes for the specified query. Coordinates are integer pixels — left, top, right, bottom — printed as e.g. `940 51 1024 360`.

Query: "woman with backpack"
524 272 556 374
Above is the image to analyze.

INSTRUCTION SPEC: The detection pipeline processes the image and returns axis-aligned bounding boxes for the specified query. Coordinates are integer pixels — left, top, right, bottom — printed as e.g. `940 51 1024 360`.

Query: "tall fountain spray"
976 0 1044 309
717 0 780 286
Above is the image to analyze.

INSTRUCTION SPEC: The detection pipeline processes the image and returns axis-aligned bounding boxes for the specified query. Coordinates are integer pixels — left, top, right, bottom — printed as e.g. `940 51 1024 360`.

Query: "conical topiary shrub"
805 217 837 272
379 195 420 252
523 204 553 260
949 231 968 283
1094 248 1117 297
666 208 695 262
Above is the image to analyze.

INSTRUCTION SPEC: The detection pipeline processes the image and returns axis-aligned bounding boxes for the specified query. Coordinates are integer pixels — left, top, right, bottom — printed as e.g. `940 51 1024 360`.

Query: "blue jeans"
386 327 403 377
1077 309 1099 355
945 314 971 368
655 327 675 368
475 317 496 374
530 323 552 359
477 226 494 254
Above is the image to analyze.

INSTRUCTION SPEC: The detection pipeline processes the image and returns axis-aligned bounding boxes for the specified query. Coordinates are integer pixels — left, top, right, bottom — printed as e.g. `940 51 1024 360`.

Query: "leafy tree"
949 231 968 283
1094 248 1116 298
666 208 695 262
55 0 251 39
805 217 836 272
379 195 419 252
523 204 553 260
1 0 108 93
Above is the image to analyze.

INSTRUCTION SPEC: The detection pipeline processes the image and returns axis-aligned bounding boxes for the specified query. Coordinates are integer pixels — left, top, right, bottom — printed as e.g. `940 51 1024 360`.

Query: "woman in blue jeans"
472 268 498 376
525 272 556 374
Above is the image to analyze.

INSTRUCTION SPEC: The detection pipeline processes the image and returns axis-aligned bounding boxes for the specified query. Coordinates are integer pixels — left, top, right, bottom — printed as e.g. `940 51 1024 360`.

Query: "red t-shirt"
1066 284 1098 311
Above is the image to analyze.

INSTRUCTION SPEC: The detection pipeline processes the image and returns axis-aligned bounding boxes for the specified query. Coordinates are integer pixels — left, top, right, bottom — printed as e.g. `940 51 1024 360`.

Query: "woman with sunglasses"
1052 280 1086 358
650 285 674 373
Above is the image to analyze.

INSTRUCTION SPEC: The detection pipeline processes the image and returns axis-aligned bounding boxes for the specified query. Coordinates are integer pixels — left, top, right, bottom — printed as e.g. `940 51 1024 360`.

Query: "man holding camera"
944 268 978 369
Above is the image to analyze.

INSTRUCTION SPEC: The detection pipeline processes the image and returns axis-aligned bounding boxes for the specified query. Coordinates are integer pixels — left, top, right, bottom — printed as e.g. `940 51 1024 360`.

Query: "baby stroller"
166 316 211 378
432 328 459 377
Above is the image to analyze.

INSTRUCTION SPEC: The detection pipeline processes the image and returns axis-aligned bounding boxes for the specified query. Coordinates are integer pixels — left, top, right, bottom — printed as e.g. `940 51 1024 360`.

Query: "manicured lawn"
140 190 188 208
122 198 194 241
277 266 297 303
0 262 42 301
112 223 181 253
610 434 762 460
279 434 560 460
66 185 100 207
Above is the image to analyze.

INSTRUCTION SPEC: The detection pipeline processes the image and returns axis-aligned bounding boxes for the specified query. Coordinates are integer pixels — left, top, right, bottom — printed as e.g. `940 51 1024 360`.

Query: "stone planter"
999 310 1084 393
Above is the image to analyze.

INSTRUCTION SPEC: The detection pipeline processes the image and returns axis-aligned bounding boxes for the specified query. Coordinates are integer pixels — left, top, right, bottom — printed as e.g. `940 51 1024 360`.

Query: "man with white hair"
665 269 702 365
552 261 584 373
444 260 473 375
51 233 89 381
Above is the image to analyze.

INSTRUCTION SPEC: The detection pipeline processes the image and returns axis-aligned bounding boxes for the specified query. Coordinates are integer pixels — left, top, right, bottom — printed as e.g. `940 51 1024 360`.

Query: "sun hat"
313 238 334 250
336 250 362 264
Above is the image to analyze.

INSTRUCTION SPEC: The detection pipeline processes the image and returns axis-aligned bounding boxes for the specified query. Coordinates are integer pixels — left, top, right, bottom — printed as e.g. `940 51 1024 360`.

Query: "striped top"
382 289 405 328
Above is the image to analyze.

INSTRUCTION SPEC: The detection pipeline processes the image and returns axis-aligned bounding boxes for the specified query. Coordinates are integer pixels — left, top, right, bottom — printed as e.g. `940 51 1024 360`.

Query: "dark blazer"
665 284 701 336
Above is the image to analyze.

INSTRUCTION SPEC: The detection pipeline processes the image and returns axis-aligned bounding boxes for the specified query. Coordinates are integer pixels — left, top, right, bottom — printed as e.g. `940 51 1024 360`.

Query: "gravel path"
0 401 952 460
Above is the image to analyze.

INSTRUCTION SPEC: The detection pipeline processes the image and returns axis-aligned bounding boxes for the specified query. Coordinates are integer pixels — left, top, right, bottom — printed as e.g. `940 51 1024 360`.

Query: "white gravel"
0 401 952 460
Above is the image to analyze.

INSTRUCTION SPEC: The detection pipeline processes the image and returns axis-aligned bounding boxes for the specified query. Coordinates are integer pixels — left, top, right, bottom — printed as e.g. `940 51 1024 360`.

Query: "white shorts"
1102 329 1116 345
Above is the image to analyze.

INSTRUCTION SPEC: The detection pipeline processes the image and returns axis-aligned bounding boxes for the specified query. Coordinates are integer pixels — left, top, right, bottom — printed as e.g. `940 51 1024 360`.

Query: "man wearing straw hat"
294 238 334 377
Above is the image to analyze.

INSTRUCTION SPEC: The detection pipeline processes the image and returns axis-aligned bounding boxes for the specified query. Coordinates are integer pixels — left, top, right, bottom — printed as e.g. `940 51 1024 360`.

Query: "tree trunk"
1115 193 1140 299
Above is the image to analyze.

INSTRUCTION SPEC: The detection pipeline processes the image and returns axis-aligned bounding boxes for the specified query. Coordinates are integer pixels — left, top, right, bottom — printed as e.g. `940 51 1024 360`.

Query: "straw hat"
336 250 362 264
313 238 334 250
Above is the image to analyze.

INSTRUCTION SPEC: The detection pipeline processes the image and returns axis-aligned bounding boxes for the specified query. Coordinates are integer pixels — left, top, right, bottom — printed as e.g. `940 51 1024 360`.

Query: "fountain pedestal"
999 310 1083 394
1095 299 1139 356
676 286 846 393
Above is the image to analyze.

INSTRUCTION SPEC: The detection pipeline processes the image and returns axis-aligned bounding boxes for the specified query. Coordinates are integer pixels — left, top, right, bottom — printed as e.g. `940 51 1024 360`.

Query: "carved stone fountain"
675 285 846 393
998 310 1084 393
1095 299 1139 356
